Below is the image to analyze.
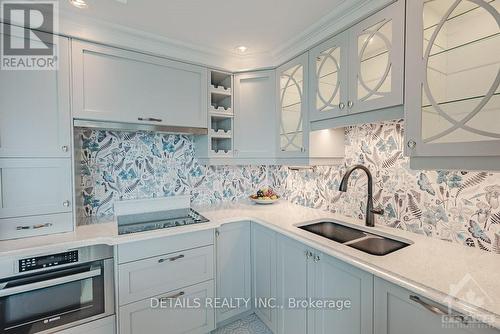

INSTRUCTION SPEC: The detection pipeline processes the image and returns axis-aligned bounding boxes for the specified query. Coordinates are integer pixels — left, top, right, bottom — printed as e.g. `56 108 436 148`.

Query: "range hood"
73 119 208 136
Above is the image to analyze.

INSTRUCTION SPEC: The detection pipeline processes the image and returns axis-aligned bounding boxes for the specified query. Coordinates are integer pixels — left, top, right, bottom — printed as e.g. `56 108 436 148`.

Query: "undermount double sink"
298 221 411 256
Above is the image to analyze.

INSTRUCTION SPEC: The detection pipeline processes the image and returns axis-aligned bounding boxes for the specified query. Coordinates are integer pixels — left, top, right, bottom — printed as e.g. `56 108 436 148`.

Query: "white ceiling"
59 0 349 56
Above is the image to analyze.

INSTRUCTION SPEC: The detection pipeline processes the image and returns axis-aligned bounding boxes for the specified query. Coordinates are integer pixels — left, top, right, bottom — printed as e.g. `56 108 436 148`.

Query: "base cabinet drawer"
119 280 215 334
117 229 213 264
118 245 214 305
0 212 73 240
55 316 116 334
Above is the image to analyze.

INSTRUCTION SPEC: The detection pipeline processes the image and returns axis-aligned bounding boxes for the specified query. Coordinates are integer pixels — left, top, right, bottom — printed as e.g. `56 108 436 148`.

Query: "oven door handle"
0 266 102 297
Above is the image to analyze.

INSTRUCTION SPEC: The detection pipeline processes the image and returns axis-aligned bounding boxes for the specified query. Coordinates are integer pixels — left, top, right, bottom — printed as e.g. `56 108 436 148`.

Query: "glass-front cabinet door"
406 0 500 157
277 53 309 158
348 0 405 114
309 32 349 122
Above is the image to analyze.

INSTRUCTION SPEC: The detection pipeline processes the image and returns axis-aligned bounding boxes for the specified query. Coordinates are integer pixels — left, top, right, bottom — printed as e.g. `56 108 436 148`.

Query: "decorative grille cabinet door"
309 32 349 122
348 0 405 114
405 0 500 157
277 53 309 158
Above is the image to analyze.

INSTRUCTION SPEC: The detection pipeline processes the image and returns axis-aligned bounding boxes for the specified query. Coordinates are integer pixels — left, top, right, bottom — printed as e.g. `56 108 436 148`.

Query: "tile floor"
212 314 272 334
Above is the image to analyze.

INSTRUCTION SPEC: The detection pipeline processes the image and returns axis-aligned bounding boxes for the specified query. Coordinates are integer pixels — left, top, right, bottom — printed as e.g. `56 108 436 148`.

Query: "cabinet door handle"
160 291 185 302
347 101 353 108
63 200 71 207
158 254 185 263
305 251 313 259
138 117 163 122
313 255 320 263
339 102 345 110
17 223 53 230
409 295 466 324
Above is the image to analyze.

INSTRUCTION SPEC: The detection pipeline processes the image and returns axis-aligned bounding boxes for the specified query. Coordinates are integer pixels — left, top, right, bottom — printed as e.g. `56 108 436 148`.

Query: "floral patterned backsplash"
76 120 500 253
76 128 267 218
269 120 500 254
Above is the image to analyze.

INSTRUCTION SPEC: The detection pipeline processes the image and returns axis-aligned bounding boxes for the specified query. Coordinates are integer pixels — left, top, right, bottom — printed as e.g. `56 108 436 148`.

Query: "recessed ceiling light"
236 46 248 54
69 0 88 9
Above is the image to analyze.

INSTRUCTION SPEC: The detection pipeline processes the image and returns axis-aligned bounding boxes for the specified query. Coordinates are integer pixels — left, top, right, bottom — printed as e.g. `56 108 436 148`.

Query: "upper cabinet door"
405 0 500 158
277 53 309 158
0 26 71 158
71 41 207 129
348 0 404 114
309 32 349 122
234 70 276 159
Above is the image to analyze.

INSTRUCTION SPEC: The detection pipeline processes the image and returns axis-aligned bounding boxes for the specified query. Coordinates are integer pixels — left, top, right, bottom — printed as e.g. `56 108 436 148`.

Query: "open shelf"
211 92 232 110
211 71 232 90
210 116 232 138
209 105 233 115
211 137 232 155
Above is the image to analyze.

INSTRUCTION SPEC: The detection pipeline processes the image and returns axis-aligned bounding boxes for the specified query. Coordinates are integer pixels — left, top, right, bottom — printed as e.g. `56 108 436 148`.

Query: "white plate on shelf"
249 197 280 205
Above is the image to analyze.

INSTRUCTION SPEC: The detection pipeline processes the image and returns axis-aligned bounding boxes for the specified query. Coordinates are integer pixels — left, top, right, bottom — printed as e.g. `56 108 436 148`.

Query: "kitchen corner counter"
0 200 499 328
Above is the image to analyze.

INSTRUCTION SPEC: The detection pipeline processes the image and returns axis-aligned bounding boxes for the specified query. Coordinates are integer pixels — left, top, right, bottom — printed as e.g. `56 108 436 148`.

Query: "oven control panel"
19 250 79 272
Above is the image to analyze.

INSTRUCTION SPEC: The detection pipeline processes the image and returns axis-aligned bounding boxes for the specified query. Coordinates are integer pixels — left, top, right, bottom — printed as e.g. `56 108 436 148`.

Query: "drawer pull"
138 117 163 123
160 291 185 301
17 223 53 230
409 295 467 323
158 254 185 263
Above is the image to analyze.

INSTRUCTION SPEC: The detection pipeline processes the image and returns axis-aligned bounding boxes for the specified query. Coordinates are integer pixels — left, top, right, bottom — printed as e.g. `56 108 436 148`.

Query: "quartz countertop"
0 201 499 328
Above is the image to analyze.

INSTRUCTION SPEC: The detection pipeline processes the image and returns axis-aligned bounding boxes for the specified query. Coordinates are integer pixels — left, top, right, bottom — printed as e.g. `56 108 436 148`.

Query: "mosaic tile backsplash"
77 120 500 253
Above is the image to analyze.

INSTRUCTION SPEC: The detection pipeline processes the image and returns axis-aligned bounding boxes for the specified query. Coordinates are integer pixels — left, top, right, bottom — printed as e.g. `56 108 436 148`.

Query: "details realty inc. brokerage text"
151 297 352 310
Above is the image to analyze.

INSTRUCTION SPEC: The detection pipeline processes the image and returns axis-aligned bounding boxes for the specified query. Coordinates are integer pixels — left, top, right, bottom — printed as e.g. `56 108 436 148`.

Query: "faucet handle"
371 207 384 216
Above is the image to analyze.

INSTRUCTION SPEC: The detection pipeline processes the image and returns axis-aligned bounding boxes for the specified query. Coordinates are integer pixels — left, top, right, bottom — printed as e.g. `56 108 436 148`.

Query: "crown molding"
54 0 396 71
57 9 244 70
270 0 396 67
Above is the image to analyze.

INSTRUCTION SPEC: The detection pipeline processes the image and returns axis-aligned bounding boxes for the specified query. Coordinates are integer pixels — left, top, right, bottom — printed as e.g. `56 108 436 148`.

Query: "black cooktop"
117 208 209 235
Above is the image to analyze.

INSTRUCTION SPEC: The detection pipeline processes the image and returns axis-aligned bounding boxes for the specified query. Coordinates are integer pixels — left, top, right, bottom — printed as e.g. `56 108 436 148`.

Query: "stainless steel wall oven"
0 245 114 334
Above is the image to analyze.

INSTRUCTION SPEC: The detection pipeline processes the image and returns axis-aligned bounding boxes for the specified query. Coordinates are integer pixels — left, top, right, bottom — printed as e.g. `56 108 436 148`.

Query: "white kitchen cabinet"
277 53 309 159
234 71 277 159
348 0 404 114
117 229 213 264
0 158 73 240
0 25 71 158
216 222 252 323
119 280 215 334
309 251 373 334
71 40 207 129
252 223 278 333
405 0 500 170
309 0 405 129
55 316 116 334
309 32 350 122
276 235 310 334
277 54 345 164
118 245 214 305
374 278 499 334
276 235 373 334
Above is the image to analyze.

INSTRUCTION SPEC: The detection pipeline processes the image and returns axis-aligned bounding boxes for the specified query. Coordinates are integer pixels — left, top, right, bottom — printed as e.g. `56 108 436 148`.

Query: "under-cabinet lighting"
69 0 88 8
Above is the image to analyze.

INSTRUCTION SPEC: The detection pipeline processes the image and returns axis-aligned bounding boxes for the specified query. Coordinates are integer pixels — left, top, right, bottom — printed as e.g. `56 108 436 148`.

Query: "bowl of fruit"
249 187 280 204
